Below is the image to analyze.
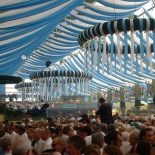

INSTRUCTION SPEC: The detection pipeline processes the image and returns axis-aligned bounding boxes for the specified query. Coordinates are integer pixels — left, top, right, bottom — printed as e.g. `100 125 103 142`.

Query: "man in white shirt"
41 128 52 152
4 124 18 145
33 128 45 155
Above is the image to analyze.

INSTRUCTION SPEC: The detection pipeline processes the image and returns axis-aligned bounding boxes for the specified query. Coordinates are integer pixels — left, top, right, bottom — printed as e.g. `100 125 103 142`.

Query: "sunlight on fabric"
1 25 47 45
0 1 74 28
0 1 52 18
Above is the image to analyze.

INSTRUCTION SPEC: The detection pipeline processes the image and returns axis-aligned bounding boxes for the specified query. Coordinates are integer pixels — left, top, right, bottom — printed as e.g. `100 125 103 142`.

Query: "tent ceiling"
0 0 153 90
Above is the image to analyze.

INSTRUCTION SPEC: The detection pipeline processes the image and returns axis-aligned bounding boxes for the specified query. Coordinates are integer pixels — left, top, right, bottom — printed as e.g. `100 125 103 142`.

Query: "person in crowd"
33 128 45 155
104 130 123 148
15 124 28 140
106 124 116 133
49 127 57 139
120 130 131 155
41 150 61 155
41 136 66 155
91 132 104 154
84 144 100 155
0 129 5 138
51 152 61 155
12 136 33 155
139 127 155 155
127 130 139 154
79 126 92 146
98 123 107 136
62 125 74 143
136 140 151 155
26 128 35 147
139 127 154 145
4 124 18 144
96 97 114 125
0 136 12 155
0 128 6 155
103 145 123 155
51 137 66 155
41 128 52 152
55 126 63 138
65 135 86 155
79 114 91 124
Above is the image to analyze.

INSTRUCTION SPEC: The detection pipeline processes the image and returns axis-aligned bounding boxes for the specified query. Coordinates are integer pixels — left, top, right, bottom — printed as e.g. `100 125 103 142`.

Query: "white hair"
12 137 32 155
122 131 130 141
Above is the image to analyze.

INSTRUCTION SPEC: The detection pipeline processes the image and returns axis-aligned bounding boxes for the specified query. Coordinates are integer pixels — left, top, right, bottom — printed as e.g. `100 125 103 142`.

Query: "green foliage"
107 89 112 102
133 84 141 100
152 79 155 95
119 87 125 101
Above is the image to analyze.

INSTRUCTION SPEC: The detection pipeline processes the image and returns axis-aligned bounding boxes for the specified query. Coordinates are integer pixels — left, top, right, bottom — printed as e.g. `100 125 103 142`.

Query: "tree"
133 84 141 108
119 87 126 115
107 89 113 105
151 80 155 106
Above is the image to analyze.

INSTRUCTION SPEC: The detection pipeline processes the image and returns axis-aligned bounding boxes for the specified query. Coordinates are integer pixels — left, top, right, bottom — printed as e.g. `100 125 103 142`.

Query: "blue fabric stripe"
122 19 128 74
97 0 147 10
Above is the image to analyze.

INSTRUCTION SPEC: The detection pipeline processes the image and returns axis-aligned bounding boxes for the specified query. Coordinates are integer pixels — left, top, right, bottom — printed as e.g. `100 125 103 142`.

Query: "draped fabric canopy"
0 0 154 91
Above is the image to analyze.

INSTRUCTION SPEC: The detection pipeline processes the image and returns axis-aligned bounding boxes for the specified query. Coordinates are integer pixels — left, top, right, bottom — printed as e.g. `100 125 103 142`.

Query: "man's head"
33 128 42 141
99 97 106 104
26 128 34 140
52 137 66 153
139 127 154 144
12 137 32 155
92 132 104 149
104 130 123 147
15 124 26 136
41 128 51 141
66 135 86 155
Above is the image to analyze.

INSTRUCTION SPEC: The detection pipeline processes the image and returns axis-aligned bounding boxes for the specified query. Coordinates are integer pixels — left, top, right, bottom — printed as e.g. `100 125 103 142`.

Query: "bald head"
12 137 32 155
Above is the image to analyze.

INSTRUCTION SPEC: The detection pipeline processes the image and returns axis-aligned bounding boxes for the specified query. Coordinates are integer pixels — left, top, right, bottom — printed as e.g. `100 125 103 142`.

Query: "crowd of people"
5 101 45 110
0 98 155 155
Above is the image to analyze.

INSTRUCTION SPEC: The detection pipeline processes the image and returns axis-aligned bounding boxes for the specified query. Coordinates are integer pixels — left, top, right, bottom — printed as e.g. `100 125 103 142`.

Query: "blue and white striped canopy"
0 0 153 90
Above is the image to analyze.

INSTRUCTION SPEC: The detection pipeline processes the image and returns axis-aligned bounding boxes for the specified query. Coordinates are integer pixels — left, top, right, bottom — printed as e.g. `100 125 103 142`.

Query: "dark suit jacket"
96 103 114 124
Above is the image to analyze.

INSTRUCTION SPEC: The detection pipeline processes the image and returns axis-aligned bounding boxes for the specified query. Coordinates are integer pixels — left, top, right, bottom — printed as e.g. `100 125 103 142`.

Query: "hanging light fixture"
15 82 32 102
16 70 92 102
78 18 155 77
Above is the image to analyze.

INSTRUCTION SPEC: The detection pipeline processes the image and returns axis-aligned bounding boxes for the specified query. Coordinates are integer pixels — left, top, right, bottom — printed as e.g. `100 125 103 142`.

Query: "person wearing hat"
96 97 114 125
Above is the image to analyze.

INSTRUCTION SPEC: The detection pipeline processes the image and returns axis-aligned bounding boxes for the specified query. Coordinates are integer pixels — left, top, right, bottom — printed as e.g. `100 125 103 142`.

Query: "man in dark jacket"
96 97 114 125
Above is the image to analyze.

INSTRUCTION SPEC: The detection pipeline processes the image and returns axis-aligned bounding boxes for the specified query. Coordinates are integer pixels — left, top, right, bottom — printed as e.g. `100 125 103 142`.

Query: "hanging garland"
0 75 23 84
85 43 155 54
15 82 32 89
78 18 155 76
78 18 155 46
16 70 92 102
29 70 92 80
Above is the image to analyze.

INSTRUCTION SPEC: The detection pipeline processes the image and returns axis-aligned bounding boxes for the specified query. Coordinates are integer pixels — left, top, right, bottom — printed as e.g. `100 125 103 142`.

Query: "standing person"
96 97 114 125
65 135 86 155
